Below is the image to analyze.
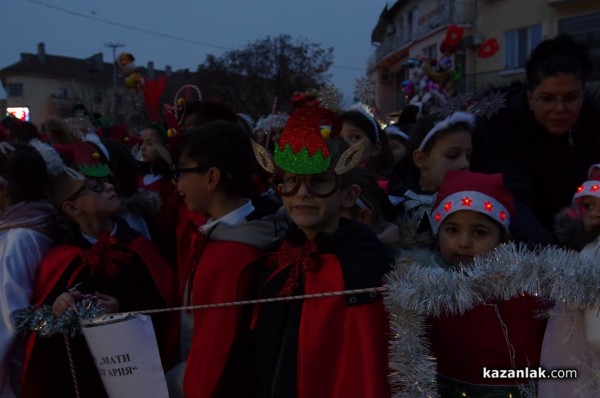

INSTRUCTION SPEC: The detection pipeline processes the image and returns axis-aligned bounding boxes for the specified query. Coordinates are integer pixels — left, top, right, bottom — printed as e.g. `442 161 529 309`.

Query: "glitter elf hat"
252 106 364 176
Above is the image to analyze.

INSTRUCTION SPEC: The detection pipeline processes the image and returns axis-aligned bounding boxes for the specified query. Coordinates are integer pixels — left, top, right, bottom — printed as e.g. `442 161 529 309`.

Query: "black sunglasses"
171 165 209 183
64 178 108 202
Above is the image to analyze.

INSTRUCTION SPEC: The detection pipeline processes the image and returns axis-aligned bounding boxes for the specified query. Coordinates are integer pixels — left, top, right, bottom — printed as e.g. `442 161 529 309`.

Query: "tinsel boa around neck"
384 242 597 397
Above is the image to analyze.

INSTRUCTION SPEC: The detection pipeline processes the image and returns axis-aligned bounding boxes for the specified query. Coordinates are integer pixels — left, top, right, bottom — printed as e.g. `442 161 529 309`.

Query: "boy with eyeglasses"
20 168 177 398
248 106 392 398
168 121 287 398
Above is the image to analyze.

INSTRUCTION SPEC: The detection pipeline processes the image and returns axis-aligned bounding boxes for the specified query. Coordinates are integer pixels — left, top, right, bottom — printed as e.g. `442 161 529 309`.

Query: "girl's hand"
94 292 119 313
52 290 81 316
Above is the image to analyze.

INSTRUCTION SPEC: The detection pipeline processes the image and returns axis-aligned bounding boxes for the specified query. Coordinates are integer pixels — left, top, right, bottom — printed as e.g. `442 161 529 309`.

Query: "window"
505 24 542 69
558 12 600 81
7 83 23 97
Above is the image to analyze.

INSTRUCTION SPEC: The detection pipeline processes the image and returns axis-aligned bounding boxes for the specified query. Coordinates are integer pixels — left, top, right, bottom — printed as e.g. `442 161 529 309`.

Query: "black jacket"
472 85 600 244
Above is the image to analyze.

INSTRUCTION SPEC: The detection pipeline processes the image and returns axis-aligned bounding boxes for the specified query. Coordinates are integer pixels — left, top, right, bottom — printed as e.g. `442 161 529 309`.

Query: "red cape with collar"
20 236 178 398
182 239 261 398
256 253 391 398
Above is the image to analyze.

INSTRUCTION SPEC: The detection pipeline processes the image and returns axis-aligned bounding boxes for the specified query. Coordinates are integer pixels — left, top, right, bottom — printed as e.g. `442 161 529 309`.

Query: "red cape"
256 253 391 398
183 240 261 398
20 236 178 398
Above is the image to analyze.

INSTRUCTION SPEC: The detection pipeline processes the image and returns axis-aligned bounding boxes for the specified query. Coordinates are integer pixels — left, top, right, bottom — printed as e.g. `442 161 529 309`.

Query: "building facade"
0 43 185 131
369 0 600 117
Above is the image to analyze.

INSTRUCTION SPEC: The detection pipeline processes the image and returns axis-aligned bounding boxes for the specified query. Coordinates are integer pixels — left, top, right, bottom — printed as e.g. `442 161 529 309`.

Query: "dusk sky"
1 0 389 104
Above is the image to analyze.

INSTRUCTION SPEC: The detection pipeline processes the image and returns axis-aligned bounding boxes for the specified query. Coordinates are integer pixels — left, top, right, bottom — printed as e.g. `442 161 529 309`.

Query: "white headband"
417 111 475 151
348 104 380 142
385 125 409 141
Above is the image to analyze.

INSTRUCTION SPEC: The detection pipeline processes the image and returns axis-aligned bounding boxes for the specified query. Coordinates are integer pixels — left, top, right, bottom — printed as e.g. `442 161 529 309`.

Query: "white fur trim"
417 111 475 151
430 190 511 235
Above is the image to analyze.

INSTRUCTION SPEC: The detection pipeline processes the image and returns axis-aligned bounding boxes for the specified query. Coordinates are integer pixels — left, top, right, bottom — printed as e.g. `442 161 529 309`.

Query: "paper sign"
81 313 168 398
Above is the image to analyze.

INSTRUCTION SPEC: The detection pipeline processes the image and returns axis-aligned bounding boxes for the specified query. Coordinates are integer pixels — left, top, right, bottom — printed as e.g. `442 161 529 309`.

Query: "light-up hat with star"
252 106 365 176
573 169 600 203
431 170 515 235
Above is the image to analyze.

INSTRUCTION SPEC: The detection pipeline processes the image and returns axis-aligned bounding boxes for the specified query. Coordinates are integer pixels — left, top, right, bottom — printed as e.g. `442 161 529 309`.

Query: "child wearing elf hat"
538 167 600 397
424 170 548 397
20 168 177 398
249 106 392 398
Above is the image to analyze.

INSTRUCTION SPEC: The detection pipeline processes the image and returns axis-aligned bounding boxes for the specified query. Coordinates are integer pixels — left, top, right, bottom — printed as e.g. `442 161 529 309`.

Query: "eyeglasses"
273 171 341 198
65 178 108 202
171 165 209 183
534 94 585 111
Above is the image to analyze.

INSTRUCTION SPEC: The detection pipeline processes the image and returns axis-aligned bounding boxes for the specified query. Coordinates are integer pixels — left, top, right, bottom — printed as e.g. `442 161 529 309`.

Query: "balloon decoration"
440 25 464 55
116 52 144 91
478 38 500 59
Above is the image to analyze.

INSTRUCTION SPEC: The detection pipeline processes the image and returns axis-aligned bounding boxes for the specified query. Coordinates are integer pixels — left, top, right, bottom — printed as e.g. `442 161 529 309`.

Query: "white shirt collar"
81 223 118 244
199 199 255 235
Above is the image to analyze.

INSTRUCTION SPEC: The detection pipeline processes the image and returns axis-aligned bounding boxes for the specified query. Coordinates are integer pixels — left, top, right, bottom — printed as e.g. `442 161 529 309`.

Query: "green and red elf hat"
252 106 365 176
53 139 112 178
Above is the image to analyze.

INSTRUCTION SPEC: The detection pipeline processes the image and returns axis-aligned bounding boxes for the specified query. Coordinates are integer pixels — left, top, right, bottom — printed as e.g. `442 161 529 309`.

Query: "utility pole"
105 42 124 119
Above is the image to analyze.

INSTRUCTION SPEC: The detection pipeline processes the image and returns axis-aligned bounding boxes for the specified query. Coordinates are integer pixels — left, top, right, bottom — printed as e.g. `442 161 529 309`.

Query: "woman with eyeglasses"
472 34 600 244
20 168 178 398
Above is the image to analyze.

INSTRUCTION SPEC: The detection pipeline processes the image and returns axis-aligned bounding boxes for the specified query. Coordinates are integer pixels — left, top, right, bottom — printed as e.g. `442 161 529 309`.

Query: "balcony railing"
370 0 476 68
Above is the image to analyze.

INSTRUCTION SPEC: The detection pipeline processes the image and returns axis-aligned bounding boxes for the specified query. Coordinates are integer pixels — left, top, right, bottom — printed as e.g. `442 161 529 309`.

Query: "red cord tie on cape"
80 230 130 278
270 240 321 297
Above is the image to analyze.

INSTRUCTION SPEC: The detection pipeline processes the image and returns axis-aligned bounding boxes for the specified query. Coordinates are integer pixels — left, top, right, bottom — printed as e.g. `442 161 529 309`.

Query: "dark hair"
182 101 238 129
8 121 41 143
346 167 396 225
397 105 420 126
526 34 592 89
339 110 395 177
181 121 255 197
145 123 168 145
0 142 49 202
404 113 473 181
101 138 139 197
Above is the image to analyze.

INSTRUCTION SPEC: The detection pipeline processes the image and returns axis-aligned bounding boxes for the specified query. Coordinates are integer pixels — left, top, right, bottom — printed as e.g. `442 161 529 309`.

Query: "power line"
26 0 366 73
26 0 231 51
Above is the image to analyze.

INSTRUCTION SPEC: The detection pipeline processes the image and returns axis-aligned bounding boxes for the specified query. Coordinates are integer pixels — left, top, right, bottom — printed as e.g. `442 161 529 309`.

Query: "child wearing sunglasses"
20 169 177 398
248 106 392 398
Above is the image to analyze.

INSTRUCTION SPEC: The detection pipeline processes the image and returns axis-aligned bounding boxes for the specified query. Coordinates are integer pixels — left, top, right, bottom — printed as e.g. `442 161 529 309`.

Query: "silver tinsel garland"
384 242 596 398
15 298 106 338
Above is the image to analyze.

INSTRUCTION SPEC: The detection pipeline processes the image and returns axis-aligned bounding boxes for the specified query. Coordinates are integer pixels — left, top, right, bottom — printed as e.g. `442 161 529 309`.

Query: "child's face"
340 122 380 162
581 196 600 233
140 128 163 163
438 210 503 267
414 130 471 191
388 136 408 165
67 178 121 218
175 157 211 213
279 171 359 239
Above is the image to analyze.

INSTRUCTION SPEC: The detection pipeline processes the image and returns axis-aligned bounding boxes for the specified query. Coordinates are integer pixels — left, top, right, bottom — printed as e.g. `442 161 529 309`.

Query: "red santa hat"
573 168 600 202
431 170 515 235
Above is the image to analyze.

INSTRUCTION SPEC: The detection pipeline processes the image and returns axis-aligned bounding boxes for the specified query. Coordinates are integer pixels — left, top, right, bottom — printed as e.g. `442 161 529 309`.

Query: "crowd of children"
1 33 600 398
